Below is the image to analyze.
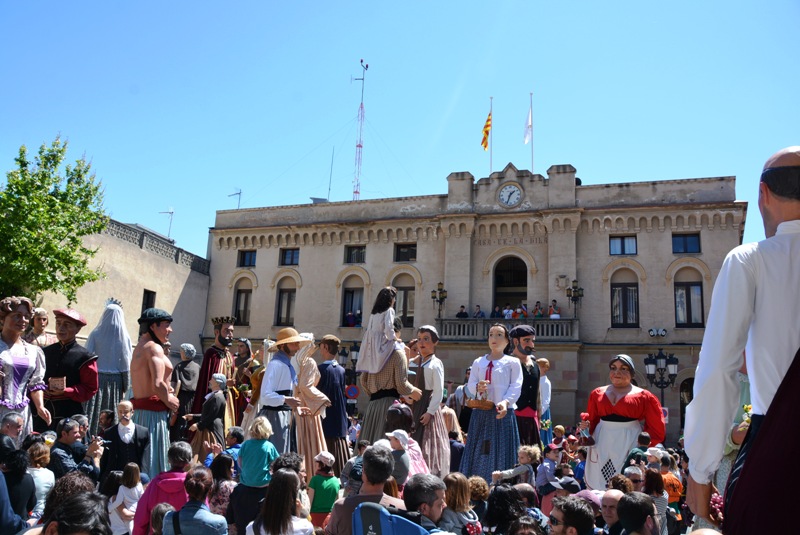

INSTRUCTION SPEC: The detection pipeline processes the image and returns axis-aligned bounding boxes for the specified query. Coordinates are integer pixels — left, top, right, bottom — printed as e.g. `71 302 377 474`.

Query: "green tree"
0 137 108 303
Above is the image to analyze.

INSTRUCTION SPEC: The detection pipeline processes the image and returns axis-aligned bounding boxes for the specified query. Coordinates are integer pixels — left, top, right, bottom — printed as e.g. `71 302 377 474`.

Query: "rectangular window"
395 287 415 328
672 234 701 254
344 245 367 264
394 243 417 262
344 245 366 264
238 250 257 267
675 282 704 327
276 289 296 326
279 248 300 266
609 236 637 255
141 289 156 313
611 283 639 327
341 288 364 327
235 289 252 326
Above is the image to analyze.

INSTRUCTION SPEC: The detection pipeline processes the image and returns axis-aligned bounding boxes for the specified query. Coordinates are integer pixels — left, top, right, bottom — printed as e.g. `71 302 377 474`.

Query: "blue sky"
2 1 798 257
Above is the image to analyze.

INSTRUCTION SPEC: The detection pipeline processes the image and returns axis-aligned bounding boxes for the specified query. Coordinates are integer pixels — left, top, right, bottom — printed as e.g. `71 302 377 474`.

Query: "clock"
497 183 523 208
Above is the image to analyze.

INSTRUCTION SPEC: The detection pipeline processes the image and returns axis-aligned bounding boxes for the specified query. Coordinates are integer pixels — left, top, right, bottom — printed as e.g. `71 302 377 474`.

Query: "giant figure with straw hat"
259 327 310 454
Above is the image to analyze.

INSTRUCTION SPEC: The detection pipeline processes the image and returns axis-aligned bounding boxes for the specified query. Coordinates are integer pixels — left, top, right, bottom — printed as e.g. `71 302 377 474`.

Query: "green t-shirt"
309 474 341 513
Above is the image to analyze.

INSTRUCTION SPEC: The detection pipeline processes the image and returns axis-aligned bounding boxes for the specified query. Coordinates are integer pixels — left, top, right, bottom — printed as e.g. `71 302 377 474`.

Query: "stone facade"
206 162 747 443
38 219 210 351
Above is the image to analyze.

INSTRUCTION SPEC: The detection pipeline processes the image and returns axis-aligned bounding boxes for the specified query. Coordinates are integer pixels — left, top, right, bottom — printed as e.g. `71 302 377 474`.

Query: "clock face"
498 183 522 207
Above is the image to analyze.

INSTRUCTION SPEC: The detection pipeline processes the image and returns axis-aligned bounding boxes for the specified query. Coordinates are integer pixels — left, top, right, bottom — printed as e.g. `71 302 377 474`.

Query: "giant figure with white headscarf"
85 299 132 435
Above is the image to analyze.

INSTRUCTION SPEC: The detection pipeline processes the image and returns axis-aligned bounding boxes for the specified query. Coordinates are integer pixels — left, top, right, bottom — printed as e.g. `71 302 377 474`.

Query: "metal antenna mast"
228 188 242 209
159 208 174 238
353 59 368 201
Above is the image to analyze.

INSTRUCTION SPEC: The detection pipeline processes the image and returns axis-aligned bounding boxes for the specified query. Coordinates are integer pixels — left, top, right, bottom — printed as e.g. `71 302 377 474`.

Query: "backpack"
352 502 429 535
665 507 681 535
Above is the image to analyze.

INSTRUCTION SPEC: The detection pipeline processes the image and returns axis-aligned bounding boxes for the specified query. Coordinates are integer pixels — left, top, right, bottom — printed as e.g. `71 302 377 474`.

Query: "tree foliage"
0 137 108 303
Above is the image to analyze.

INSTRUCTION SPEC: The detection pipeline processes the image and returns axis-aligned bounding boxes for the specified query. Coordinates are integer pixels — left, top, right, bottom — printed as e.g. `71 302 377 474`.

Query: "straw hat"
269 327 313 351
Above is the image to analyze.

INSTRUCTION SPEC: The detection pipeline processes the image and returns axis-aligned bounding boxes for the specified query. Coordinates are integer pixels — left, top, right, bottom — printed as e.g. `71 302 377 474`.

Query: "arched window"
674 268 704 328
610 268 639 328
233 278 253 326
275 277 296 326
393 273 415 328
341 275 365 327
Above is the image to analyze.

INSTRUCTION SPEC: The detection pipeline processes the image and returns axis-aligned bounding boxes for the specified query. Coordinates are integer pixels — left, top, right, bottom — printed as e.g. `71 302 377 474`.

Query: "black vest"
43 341 97 418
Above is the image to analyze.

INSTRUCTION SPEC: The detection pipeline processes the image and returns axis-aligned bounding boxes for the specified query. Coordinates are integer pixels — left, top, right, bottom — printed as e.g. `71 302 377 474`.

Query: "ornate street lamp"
338 346 349 367
644 348 679 405
431 282 447 319
566 279 584 318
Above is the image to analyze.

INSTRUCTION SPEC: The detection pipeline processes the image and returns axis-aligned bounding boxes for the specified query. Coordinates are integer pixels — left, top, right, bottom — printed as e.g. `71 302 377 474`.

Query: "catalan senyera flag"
481 112 492 150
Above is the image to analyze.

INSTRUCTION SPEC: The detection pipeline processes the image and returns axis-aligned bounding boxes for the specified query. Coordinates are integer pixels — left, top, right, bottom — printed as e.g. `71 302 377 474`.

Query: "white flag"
523 106 532 145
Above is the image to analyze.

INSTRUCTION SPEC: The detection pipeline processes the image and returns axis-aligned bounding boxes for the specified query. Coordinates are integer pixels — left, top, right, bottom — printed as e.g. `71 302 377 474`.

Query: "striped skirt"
85 371 129 436
133 408 170 478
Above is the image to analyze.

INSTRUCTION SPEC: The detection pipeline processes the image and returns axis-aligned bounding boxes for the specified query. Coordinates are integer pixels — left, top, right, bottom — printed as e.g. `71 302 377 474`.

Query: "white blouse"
464 354 522 408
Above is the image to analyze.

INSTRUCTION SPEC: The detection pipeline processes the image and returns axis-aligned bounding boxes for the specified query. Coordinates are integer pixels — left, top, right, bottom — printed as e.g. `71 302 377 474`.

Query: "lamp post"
431 282 447 319
644 348 679 405
345 342 360 416
565 279 584 318
338 346 349 367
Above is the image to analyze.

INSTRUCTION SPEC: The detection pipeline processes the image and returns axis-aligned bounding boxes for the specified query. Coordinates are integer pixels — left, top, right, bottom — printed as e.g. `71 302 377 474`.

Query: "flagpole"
529 91 534 173
489 96 493 176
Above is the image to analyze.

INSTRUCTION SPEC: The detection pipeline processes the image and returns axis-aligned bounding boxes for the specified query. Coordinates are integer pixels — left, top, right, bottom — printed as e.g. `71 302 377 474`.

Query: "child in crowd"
468 475 490 523
491 444 540 485
108 463 144 535
439 472 482 534
535 443 561 516
561 435 578 465
307 451 340 527
150 503 175 535
574 447 587 489
552 425 566 446
385 430 411 486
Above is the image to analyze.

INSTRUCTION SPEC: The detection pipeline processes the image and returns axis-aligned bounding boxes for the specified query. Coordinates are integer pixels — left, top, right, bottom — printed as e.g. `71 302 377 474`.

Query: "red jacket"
132 469 189 535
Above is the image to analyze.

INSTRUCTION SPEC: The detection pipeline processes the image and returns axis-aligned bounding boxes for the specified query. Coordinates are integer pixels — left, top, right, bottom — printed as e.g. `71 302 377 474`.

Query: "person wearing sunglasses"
549 495 596 535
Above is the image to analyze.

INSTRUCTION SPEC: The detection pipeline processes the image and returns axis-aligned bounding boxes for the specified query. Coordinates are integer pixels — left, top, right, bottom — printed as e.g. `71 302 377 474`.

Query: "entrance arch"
494 256 527 309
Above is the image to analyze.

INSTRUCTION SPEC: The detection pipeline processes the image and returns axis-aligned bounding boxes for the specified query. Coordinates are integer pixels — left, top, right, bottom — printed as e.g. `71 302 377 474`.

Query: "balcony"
435 318 579 342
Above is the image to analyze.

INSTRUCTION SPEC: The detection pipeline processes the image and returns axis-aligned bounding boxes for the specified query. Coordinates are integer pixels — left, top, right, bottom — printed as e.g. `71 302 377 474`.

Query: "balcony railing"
435 318 579 342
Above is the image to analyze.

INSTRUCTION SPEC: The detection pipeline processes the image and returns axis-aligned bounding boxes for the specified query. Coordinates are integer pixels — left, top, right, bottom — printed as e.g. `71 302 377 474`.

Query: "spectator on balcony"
503 304 514 320
455 306 469 319
512 305 528 319
490 305 503 319
532 301 545 318
472 305 485 319
548 300 561 319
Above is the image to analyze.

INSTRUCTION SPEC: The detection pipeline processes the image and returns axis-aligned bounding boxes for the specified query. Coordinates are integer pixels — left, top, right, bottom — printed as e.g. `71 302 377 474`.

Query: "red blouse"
586 387 665 446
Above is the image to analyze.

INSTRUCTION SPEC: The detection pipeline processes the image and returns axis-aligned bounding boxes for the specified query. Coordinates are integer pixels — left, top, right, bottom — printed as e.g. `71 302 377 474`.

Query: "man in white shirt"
258 327 310 453
100 400 150 483
685 146 800 533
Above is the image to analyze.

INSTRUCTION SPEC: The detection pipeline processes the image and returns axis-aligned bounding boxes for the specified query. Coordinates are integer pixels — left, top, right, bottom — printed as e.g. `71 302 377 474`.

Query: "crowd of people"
1 145 798 534
0 290 707 535
455 301 563 321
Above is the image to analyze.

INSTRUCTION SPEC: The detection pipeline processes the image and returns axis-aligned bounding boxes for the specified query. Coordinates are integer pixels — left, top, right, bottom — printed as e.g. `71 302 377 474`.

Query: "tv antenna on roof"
228 188 242 209
159 207 174 238
352 59 368 201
